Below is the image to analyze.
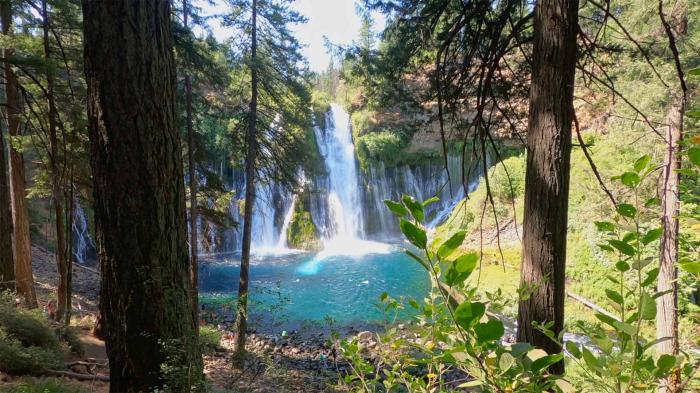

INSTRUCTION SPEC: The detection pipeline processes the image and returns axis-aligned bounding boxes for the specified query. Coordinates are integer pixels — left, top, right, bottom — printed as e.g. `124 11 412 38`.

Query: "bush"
0 378 88 393
355 131 407 169
0 296 64 375
0 299 58 351
199 325 222 354
0 330 62 374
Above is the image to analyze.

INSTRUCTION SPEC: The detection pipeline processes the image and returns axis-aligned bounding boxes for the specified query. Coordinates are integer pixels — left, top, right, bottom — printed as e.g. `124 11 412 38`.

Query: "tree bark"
0 92 13 292
233 0 258 366
1 0 37 308
657 93 682 393
517 0 579 375
183 0 199 334
41 0 68 322
82 1 202 391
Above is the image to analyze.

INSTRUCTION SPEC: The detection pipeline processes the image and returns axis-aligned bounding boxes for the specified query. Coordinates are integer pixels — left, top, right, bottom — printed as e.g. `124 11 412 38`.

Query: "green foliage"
355 130 408 169
0 379 88 393
286 194 320 250
340 195 565 393
199 326 223 354
562 157 690 392
0 297 62 374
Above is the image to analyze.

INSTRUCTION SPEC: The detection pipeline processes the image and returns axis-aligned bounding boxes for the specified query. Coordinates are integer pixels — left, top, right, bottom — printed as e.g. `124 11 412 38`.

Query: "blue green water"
198 247 430 328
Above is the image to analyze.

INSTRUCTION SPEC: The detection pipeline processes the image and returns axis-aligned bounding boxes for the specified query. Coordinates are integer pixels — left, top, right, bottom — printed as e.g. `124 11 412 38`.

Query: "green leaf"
499 352 515 371
609 240 636 256
689 67 700 76
686 110 700 119
640 292 656 320
641 228 663 245
454 302 485 329
400 219 427 249
634 155 651 173
594 221 616 232
405 250 429 271
621 172 640 188
455 253 478 273
679 262 700 275
531 354 564 374
582 348 600 370
644 197 660 207
474 320 504 343
422 196 440 207
437 231 466 259
632 257 653 270
688 147 700 167
402 195 424 222
444 253 478 286
615 261 630 272
655 354 678 377
605 289 623 305
595 312 617 328
617 203 637 218
613 321 636 336
384 200 408 217
565 341 581 359
642 268 660 287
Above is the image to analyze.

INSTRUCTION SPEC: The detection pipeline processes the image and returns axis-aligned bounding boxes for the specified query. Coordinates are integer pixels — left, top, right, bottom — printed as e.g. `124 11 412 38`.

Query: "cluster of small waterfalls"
199 104 482 256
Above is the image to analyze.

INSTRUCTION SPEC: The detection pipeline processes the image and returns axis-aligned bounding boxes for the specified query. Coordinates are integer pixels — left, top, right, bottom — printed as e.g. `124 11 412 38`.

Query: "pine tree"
82 1 203 390
517 0 579 374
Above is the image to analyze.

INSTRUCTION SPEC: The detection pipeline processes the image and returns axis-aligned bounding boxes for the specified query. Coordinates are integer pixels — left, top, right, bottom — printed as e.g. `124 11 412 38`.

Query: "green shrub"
199 325 222 354
355 130 407 168
0 379 88 393
0 299 58 350
0 330 62 374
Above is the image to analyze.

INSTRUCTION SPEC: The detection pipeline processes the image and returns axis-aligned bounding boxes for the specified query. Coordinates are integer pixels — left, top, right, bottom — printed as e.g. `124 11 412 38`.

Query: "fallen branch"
566 291 620 322
44 369 109 382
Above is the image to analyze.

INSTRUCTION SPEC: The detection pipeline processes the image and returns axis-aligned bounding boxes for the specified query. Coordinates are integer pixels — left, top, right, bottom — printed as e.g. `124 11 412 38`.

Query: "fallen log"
566 291 620 322
44 369 109 382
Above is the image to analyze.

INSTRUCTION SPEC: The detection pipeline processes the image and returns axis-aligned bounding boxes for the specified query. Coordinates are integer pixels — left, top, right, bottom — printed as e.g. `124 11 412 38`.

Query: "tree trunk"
183 0 199 334
82 1 202 391
42 0 68 322
657 93 682 393
0 95 13 292
64 183 74 325
1 0 36 308
233 0 258 366
517 0 579 375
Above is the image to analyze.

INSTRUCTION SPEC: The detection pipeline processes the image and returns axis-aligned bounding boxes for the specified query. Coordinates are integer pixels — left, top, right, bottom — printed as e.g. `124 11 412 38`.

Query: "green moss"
0 379 88 393
286 194 321 250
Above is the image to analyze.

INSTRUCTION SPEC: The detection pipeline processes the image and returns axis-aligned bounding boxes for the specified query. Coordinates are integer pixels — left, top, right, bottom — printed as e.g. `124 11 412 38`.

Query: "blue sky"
197 0 386 72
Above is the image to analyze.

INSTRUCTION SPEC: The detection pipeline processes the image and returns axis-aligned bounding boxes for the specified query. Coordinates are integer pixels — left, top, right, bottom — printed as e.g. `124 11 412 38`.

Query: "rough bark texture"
517 0 579 375
0 97 13 292
42 0 68 322
234 0 258 366
82 1 202 391
183 0 199 333
1 0 36 307
657 94 682 393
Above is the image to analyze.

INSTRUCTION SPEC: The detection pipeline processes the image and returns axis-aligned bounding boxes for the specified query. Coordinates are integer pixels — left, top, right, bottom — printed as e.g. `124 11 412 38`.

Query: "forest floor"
1 246 355 393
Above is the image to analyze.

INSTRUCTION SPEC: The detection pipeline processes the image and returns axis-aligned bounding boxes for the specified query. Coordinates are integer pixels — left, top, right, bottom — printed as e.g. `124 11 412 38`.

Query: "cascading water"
72 199 96 265
313 104 365 240
200 104 487 257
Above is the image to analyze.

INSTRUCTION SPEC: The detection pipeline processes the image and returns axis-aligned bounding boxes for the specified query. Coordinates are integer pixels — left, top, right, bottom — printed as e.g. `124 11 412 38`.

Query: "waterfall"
313 104 365 240
275 196 296 249
72 199 96 265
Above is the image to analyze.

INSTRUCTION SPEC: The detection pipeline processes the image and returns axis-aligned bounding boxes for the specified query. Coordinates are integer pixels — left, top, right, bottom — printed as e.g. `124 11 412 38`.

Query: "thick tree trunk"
183 0 199 333
234 0 258 366
42 0 68 322
657 93 682 393
1 0 36 308
517 0 579 375
0 100 13 292
82 1 202 391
